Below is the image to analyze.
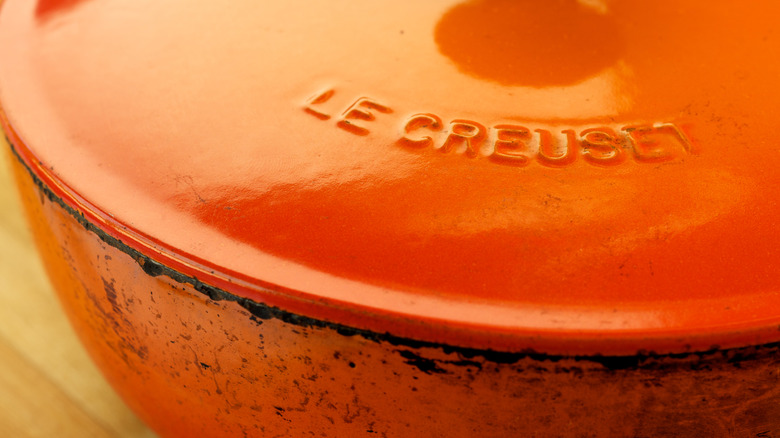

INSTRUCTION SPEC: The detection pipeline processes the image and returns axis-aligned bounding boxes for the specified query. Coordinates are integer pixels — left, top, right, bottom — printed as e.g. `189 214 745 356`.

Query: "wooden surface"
0 142 157 438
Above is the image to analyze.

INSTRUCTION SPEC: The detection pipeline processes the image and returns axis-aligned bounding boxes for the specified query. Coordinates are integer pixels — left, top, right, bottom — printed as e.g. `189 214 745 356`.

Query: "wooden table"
0 141 156 437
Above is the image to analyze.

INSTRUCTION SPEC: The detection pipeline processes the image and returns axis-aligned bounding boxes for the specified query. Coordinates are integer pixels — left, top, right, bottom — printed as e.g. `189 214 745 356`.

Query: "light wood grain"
0 140 157 437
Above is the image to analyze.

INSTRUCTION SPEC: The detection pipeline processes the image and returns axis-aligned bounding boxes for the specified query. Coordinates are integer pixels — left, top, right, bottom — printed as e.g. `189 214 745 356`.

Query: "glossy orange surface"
1 0 779 355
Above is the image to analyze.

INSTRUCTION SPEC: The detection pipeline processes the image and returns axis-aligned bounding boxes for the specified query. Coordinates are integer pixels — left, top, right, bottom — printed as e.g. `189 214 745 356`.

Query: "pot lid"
1 0 778 355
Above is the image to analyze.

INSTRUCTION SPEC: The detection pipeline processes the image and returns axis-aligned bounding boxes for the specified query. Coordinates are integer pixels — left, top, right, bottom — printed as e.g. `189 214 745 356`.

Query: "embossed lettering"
537 129 578 168
623 124 694 163
580 127 625 166
302 87 696 168
337 97 393 136
398 114 443 149
303 89 336 120
490 125 532 166
441 120 486 158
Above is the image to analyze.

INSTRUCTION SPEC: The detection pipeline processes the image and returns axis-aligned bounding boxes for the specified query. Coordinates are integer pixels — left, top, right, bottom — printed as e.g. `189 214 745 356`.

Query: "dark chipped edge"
7 137 780 372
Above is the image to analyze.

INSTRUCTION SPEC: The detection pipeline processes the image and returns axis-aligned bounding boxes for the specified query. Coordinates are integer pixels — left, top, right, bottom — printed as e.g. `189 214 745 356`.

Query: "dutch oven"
1 0 779 436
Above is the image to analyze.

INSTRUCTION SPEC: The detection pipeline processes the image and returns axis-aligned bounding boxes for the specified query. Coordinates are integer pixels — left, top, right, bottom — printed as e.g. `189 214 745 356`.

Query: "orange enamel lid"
0 0 778 355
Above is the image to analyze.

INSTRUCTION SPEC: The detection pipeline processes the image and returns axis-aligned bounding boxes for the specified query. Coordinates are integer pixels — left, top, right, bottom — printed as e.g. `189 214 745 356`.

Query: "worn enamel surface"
1 1 779 354
12 149 780 437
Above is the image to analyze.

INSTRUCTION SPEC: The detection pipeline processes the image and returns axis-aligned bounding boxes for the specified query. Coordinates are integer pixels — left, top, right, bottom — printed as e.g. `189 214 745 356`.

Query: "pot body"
9 146 780 437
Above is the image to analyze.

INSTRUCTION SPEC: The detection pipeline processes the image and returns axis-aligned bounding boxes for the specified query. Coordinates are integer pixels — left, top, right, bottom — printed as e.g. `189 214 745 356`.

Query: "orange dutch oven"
1 0 779 436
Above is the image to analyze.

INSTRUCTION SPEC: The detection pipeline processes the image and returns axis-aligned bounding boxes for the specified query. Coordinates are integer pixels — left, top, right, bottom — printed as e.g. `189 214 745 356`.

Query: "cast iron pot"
1 0 779 436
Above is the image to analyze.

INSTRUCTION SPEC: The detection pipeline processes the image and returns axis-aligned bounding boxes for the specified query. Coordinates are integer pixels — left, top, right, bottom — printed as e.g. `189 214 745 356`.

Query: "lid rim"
7 127 780 357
